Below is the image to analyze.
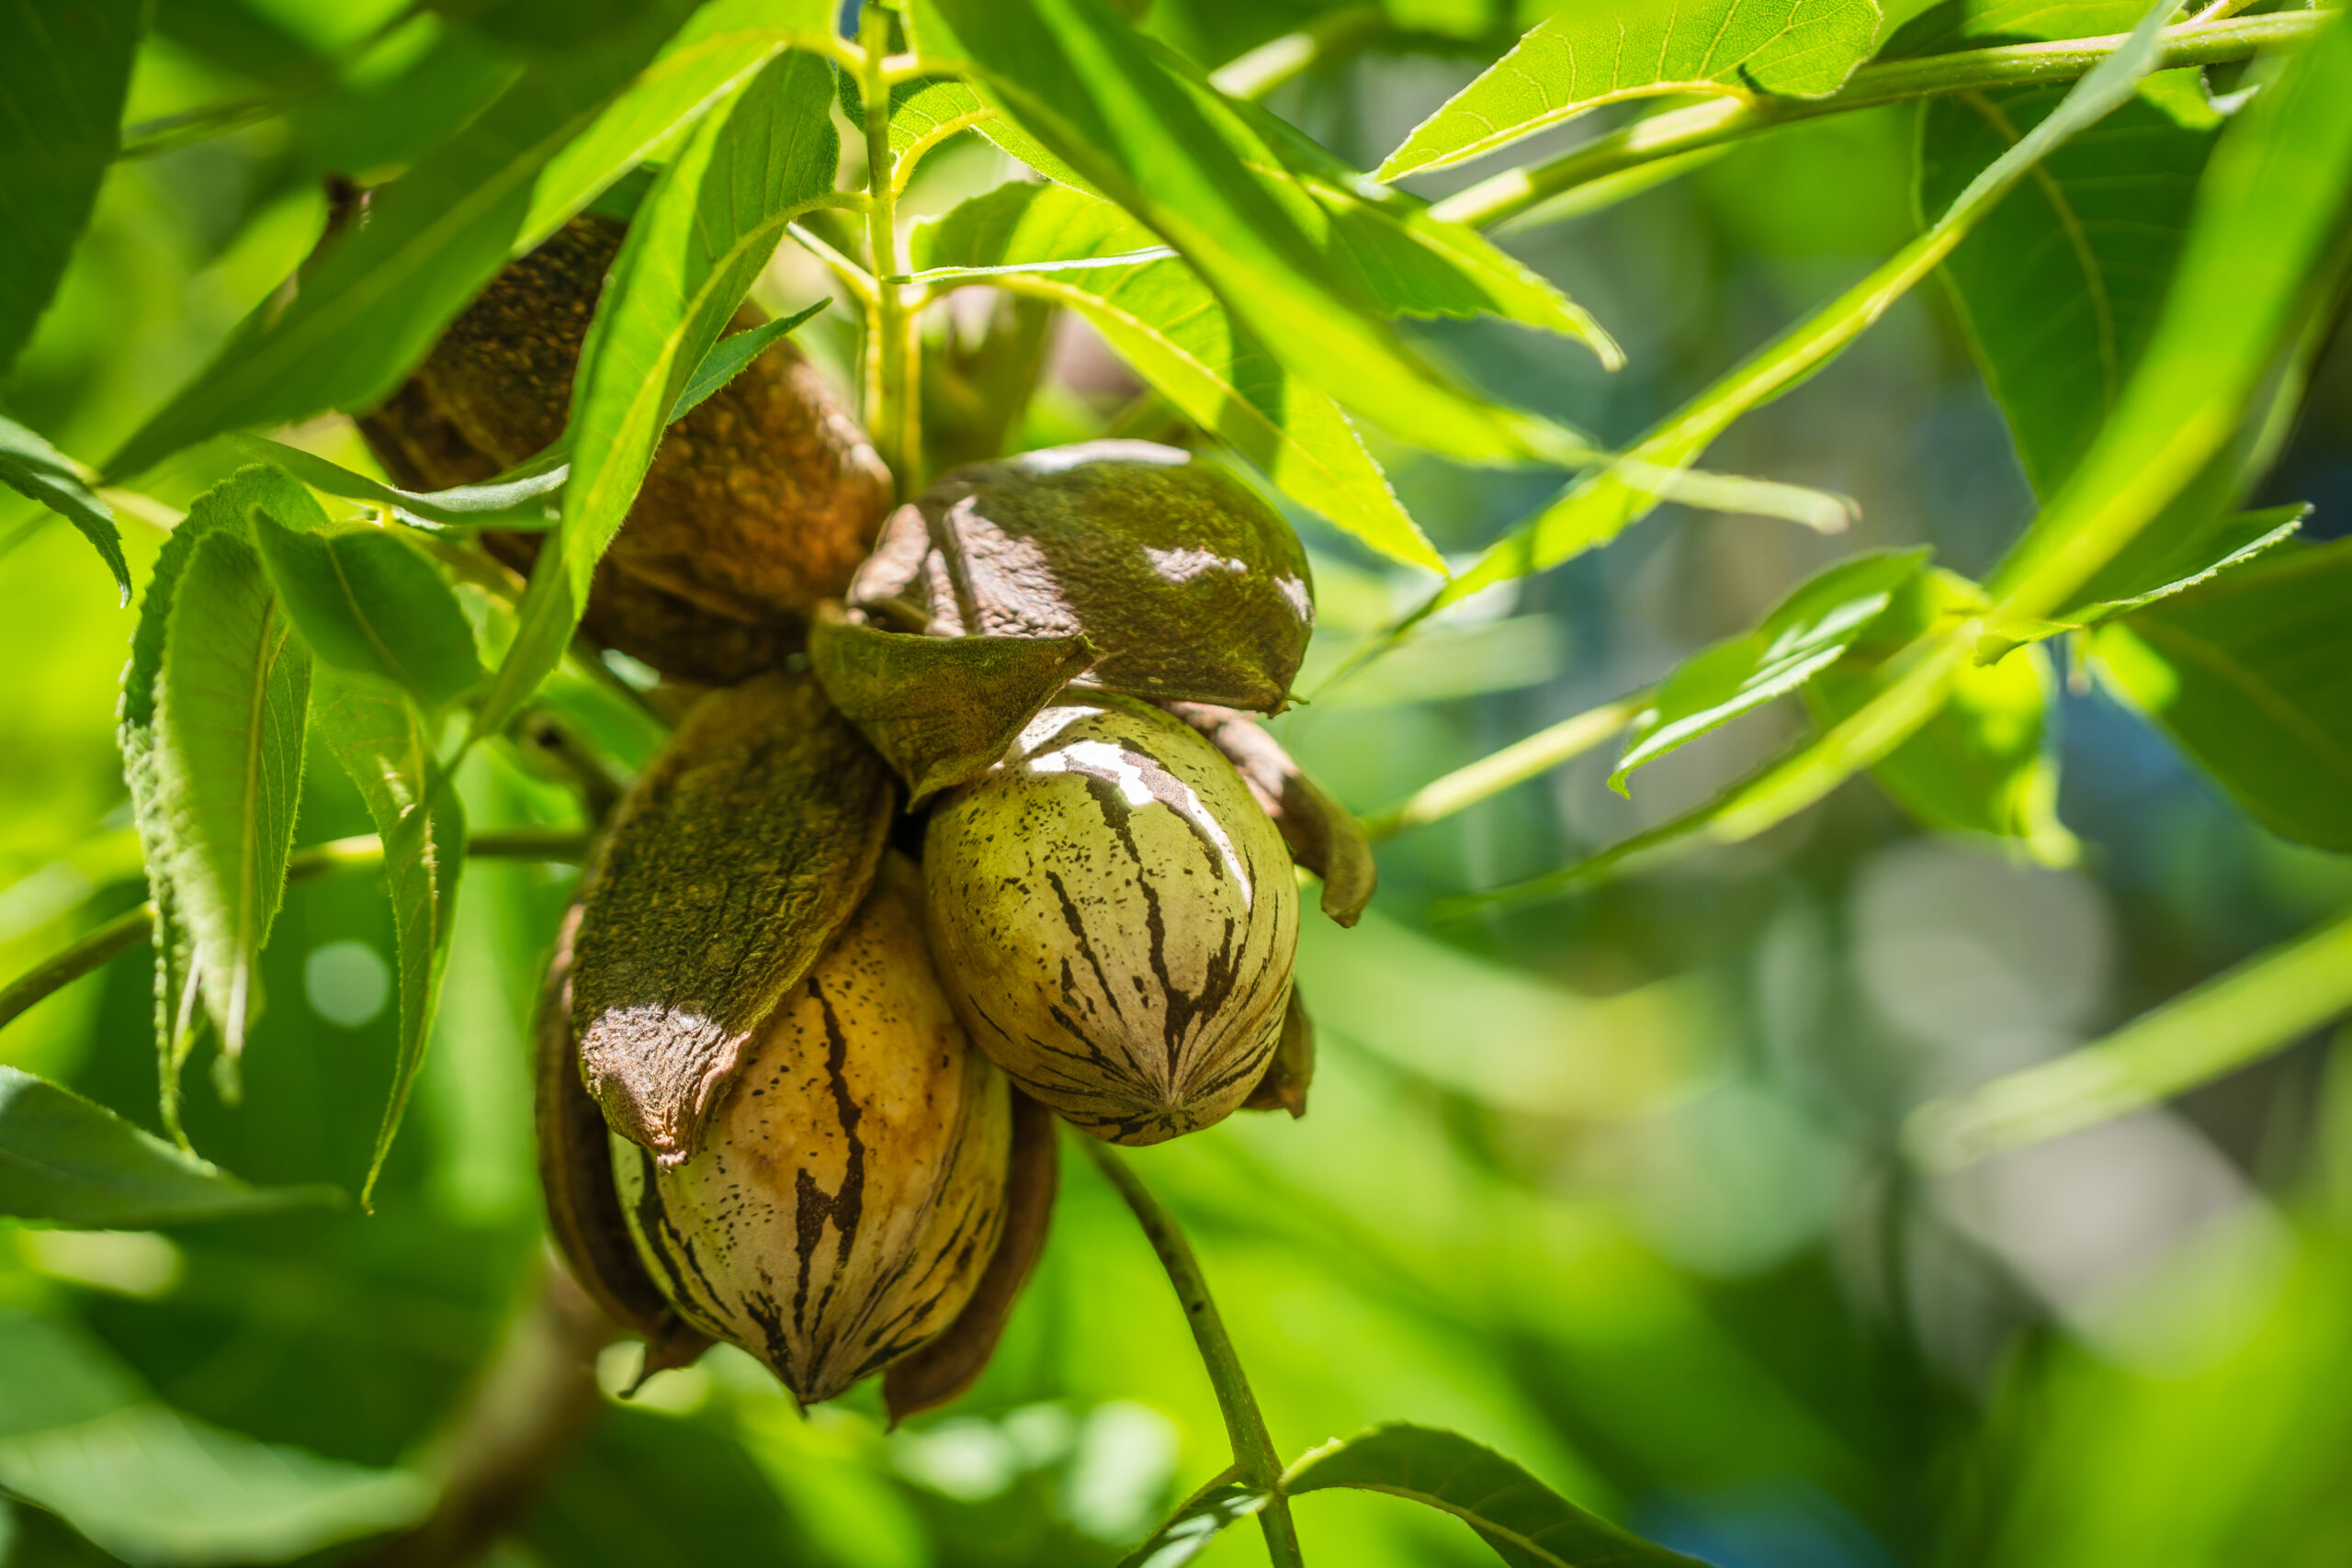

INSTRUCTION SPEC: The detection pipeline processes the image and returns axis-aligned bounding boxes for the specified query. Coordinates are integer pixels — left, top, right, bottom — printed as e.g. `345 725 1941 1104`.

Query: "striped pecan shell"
922 694 1298 1145
610 853 1011 1404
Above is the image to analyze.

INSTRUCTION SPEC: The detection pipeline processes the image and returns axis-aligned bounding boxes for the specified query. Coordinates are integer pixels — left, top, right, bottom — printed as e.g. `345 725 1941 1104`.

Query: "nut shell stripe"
924 696 1298 1145
614 854 1011 1403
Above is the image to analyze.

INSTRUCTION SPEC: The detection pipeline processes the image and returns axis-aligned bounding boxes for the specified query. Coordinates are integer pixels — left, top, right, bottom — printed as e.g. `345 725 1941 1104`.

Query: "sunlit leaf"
310 674 468 1208
1116 1477 1269 1568
912 180 1442 570
1426 0 2176 616
248 508 484 711
2093 540 2352 852
0 412 129 603
1812 570 2075 863
156 530 313 1076
480 49 838 739
1376 0 1883 180
1922 76 2221 496
1283 1424 1702 1567
1611 548 1928 793
1907 906 2352 1169
0 0 141 373
1990 7 2352 621
108 0 704 479
667 296 830 420
1976 502 2307 656
524 0 841 241
1238 104 1619 362
0 1307 426 1566
0 1067 339 1228
909 0 1583 466
116 470 314 1137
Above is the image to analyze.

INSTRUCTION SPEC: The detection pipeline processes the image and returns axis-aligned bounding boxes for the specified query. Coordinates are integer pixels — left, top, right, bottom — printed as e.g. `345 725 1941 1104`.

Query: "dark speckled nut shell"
611 854 1011 1404
922 694 1297 1145
357 215 889 681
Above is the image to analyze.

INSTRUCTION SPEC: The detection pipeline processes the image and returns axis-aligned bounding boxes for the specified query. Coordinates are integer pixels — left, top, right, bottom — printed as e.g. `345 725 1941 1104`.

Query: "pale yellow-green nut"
922 694 1298 1145
611 853 1011 1404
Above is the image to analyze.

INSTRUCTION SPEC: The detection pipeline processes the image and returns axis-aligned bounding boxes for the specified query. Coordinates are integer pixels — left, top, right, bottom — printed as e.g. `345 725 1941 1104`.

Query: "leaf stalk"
1076 1134 1306 1568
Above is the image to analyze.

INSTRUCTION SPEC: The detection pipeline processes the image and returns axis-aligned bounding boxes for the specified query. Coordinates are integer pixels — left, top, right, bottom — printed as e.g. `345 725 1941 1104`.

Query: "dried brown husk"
358 215 889 679
1163 702 1376 927
533 905 710 1374
571 672 896 1163
1241 988 1315 1118
612 854 1012 1404
849 441 1314 713
808 602 1095 805
883 1088 1059 1422
922 694 1298 1145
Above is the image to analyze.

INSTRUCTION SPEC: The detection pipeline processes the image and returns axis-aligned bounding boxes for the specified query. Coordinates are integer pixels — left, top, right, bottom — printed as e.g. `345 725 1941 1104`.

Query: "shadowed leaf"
0 414 129 603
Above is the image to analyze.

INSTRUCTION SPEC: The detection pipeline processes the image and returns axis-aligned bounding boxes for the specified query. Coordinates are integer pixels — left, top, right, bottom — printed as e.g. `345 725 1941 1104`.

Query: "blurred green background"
5 2 2352 1564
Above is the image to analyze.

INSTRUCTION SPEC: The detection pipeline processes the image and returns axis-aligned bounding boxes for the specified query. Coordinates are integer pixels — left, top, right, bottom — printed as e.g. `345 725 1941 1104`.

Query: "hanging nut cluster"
369 229 1373 1415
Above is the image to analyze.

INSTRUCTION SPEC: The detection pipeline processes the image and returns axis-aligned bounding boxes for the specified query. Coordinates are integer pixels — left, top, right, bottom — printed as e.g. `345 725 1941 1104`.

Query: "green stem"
1210 4 1385 100
862 6 922 496
0 829 591 1032
1432 10 2324 230
1075 1135 1306 1568
1361 692 1649 843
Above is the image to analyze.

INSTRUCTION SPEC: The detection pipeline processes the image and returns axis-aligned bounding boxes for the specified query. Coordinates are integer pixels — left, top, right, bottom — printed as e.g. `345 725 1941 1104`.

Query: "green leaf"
107 0 703 479
1116 1478 1269 1568
0 1067 339 1228
667 296 831 421
1976 502 2308 657
0 413 129 604
1811 570 2075 863
912 180 1442 570
1611 548 1928 794
310 674 468 1209
1921 78 2221 496
1283 1424 1702 1567
1428 0 2177 616
1376 0 1883 180
2093 540 2352 853
222 310 821 530
1236 105 1620 364
481 48 839 739
909 0 1583 467
1906 906 2352 1170
118 470 312 1139
228 433 570 528
158 530 313 1073
248 509 483 712
1990 7 2352 621
523 0 842 241
0 1307 426 1566
0 0 141 373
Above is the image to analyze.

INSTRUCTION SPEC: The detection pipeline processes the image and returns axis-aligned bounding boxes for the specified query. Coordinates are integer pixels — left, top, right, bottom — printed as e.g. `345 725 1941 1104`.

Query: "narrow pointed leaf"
1433 0 2176 615
311 674 468 1207
1991 7 2352 620
1377 0 1883 180
481 49 839 739
2093 539 2352 852
1283 1424 1702 1567
0 1066 340 1227
0 413 129 603
1611 548 1928 793
0 0 141 372
108 0 703 478
248 509 484 711
157 532 313 1067
912 181 1442 570
909 0 1582 466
